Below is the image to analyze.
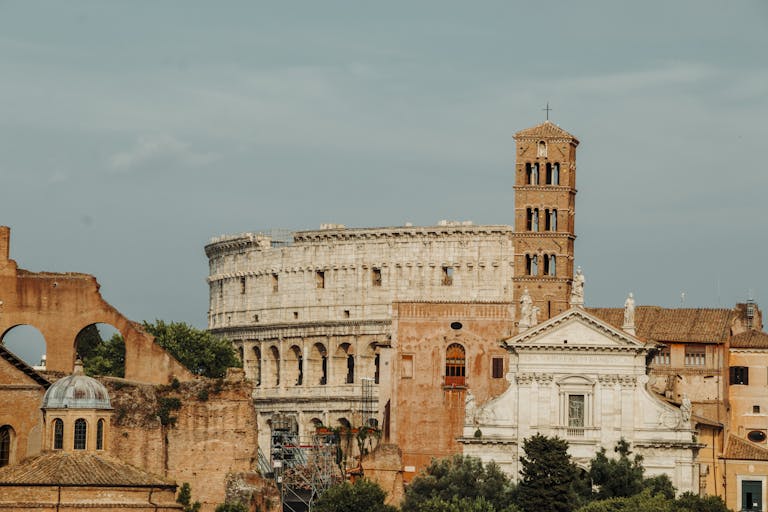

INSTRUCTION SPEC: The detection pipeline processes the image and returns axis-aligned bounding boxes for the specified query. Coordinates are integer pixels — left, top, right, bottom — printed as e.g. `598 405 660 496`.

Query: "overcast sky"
1 1 767 363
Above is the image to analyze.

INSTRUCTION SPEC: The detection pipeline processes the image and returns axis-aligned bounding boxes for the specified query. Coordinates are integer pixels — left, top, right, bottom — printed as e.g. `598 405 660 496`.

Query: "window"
492 357 504 379
374 353 380 384
343 309 350 318
568 395 585 428
316 270 325 289
445 344 466 386
442 266 454 286
74 418 87 450
684 346 706 366
552 163 560 185
731 366 749 385
537 141 547 158
96 419 105 450
240 277 246 294
372 268 382 287
53 419 64 450
401 355 414 378
0 426 11 467
293 311 299 320
741 480 762 511
754 405 761 414
545 209 558 231
272 273 279 293
543 254 556 276
346 355 355 384
526 254 539 276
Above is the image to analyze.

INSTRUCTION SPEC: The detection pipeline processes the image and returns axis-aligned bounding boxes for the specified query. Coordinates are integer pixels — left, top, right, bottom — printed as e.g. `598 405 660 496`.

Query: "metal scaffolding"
269 415 342 512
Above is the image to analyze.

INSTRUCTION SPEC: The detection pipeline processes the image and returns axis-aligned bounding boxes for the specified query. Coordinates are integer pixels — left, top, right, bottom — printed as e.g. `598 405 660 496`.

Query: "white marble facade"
461 307 699 494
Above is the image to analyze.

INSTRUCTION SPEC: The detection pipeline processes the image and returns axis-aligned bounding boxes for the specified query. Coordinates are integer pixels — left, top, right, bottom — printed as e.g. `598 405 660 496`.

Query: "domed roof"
41 362 112 410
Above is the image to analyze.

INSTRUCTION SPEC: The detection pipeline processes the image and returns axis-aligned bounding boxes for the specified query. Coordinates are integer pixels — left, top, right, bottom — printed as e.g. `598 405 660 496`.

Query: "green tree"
176 483 201 512
588 439 645 500
402 455 516 512
642 474 676 500
142 320 240 378
411 495 506 512
576 490 673 512
314 478 397 512
516 434 585 512
214 501 248 512
79 332 126 377
673 492 730 512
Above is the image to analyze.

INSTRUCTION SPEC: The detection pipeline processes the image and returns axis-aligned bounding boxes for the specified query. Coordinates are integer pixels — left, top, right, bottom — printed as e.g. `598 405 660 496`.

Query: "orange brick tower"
512 120 579 320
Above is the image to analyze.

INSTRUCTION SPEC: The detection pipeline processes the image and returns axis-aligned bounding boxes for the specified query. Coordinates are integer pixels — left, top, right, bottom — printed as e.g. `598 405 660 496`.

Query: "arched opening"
537 140 547 158
1 325 46 368
526 254 539 276
445 343 466 386
531 163 539 185
338 417 351 430
251 346 262 386
334 343 354 385
238 346 244 364
285 345 303 386
96 419 105 450
74 418 87 450
310 343 328 385
53 419 64 450
0 425 13 467
546 162 552 184
269 346 280 386
552 163 560 185
366 343 381 384
74 323 125 378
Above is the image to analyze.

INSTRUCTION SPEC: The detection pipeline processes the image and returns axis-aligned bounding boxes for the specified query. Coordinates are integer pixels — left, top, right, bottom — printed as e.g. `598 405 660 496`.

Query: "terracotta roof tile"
0 452 175 488
725 435 768 461
514 121 578 142
731 330 768 349
587 307 732 344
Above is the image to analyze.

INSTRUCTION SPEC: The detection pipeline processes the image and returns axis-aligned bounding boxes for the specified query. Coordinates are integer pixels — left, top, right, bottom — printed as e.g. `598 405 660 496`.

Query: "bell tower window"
537 140 547 157
526 163 539 185
526 255 539 276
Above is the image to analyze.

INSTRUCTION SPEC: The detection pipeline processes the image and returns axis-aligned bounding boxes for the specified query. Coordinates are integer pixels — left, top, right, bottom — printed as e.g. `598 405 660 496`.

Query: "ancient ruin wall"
0 226 193 384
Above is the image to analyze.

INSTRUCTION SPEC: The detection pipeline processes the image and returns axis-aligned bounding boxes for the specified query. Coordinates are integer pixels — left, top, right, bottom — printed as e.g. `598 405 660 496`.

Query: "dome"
41 363 112 410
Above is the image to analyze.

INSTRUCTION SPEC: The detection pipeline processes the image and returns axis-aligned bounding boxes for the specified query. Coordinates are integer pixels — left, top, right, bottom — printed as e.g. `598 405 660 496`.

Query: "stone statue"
465 389 476 424
519 288 533 332
570 266 585 306
531 306 540 326
680 394 692 424
624 293 635 326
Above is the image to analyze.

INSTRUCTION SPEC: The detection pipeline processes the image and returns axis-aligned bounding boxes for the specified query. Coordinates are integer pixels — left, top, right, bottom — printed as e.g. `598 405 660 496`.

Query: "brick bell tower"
512 120 579 321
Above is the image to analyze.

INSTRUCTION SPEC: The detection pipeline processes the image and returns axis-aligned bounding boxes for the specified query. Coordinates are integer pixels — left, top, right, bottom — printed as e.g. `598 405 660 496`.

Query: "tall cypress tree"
516 434 584 512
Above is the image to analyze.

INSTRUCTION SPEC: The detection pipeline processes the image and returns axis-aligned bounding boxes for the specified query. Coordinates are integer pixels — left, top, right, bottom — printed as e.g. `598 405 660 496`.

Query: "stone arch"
285 345 303 386
1 324 46 368
364 342 381 384
74 323 125 378
267 345 280 387
309 343 328 385
333 343 354 385
250 345 262 386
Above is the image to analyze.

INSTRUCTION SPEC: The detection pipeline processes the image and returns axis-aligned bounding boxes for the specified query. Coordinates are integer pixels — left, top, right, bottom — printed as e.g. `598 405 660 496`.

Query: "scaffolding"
269 415 342 512
361 377 377 428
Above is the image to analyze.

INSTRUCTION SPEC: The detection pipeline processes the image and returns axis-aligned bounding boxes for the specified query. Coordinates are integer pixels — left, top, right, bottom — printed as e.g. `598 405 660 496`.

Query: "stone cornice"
513 185 576 193
210 319 392 340
457 437 518 445
511 233 576 240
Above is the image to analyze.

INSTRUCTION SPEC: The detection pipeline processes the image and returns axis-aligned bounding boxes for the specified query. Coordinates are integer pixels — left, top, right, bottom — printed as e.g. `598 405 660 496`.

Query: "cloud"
108 134 218 172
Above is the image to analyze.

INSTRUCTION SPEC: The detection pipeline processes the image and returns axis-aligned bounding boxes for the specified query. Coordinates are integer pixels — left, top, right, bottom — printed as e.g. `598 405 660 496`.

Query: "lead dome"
41 363 112 410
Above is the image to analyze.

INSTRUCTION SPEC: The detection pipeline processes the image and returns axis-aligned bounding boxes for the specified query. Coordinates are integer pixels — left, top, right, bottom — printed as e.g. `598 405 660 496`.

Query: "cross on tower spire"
542 102 552 121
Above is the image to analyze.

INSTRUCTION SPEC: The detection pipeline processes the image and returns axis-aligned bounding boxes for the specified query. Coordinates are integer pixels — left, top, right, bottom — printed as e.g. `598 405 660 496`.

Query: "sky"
1 1 767 363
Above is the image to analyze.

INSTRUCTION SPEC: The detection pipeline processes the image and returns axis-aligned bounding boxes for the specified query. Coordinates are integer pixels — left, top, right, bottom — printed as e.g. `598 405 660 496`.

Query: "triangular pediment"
505 307 645 349
514 121 578 142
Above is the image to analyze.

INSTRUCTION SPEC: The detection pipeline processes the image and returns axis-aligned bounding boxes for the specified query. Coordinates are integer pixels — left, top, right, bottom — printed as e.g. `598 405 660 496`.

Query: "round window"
450 322 463 330
748 430 767 443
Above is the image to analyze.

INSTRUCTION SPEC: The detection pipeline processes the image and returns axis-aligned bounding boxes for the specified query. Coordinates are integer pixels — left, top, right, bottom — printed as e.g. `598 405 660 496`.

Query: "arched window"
0 426 12 467
74 419 87 450
445 343 466 386
531 163 539 185
96 419 105 450
537 140 547 157
53 419 64 450
546 163 552 184
552 163 560 185
532 208 539 232
549 255 557 276
253 346 262 387
526 255 539 276
269 346 280 386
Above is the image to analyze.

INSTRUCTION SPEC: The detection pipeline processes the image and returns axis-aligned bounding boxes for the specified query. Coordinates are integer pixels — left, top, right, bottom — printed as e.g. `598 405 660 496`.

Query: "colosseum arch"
333 343 354 385
308 343 328 386
74 323 125 378
0 226 193 384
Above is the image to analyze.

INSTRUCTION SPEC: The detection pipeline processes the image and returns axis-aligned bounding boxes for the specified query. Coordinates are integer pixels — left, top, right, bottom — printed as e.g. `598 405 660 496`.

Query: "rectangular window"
401 355 414 378
568 394 585 428
731 366 749 385
316 270 325 289
654 347 671 366
492 357 504 379
754 405 761 414
240 277 246 294
442 266 454 286
272 273 279 293
372 268 382 287
684 346 706 367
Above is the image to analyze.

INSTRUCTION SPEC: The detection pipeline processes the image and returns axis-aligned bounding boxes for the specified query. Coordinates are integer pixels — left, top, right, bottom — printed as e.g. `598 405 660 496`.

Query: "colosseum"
205 120 579 452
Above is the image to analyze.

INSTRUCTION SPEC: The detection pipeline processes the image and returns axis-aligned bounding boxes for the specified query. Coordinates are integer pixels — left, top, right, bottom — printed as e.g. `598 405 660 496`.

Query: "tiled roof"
514 121 578 141
0 452 176 488
0 345 50 388
587 306 732 344
730 330 768 349
724 435 768 461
